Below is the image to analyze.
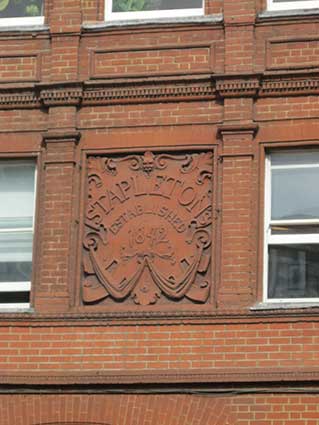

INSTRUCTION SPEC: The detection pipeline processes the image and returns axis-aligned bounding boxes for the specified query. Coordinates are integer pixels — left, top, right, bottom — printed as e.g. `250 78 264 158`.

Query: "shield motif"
82 151 213 307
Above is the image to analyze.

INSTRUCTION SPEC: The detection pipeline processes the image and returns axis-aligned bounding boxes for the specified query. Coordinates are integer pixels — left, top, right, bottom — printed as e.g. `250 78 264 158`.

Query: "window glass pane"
0 262 32 282
0 217 33 228
271 225 319 235
0 161 35 229
0 232 32 282
268 244 319 299
0 0 43 18
0 232 33 262
112 0 202 12
271 150 319 167
271 168 319 220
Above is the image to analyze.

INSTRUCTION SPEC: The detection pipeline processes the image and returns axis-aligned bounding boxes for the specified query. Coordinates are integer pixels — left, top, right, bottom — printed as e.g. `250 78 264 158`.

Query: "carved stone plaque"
82 151 213 307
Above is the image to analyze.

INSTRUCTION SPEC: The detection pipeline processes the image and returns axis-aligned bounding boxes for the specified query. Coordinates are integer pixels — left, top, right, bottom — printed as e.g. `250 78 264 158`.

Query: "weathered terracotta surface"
82 151 213 307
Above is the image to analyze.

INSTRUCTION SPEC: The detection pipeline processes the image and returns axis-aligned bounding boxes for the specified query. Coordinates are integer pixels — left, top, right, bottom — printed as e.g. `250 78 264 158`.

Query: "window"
0 160 36 309
106 0 204 21
0 0 44 26
267 0 319 11
264 150 319 302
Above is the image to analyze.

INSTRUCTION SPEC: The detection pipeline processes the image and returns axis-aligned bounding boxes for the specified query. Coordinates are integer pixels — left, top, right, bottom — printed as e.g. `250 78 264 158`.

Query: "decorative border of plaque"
80 150 214 311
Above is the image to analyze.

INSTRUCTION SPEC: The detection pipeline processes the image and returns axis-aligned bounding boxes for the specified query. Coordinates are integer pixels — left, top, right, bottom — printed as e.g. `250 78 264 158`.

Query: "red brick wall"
0 321 318 371
0 0 318 423
0 393 318 425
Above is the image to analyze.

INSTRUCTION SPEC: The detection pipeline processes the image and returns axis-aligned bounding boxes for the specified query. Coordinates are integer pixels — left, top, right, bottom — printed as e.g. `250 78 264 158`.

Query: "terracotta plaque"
82 151 213 307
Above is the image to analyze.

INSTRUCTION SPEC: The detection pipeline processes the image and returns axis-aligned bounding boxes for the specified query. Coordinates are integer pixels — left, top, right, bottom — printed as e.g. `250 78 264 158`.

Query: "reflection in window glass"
0 262 32 283
0 160 35 308
0 0 43 18
271 168 319 220
265 150 319 302
0 162 35 229
113 0 202 12
271 225 319 235
268 244 319 299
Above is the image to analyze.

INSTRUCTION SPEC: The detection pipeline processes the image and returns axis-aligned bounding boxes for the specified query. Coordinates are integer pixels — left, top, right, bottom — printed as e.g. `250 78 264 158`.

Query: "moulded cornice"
36 423 108 425
0 88 39 108
39 82 83 106
0 71 317 108
261 75 319 96
0 368 319 388
217 122 259 138
43 130 81 144
82 75 216 104
0 308 319 327
215 74 261 98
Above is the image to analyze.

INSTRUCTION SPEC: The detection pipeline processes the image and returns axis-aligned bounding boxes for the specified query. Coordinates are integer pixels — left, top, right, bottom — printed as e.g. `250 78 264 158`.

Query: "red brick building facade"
0 0 318 424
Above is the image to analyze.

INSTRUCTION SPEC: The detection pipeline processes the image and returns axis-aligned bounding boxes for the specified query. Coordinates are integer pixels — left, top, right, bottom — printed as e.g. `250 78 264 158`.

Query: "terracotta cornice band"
0 368 319 387
217 123 259 138
0 307 318 326
43 130 81 144
215 73 261 98
38 81 83 107
0 71 316 108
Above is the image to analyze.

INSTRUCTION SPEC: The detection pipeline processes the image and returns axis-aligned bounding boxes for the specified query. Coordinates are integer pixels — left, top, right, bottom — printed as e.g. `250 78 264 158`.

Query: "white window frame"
106 0 204 21
0 16 44 27
0 160 36 310
267 0 319 11
263 151 319 303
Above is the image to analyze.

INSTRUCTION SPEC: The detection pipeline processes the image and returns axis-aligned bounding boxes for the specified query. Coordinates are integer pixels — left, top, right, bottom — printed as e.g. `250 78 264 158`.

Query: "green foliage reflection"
113 0 156 12
0 0 42 17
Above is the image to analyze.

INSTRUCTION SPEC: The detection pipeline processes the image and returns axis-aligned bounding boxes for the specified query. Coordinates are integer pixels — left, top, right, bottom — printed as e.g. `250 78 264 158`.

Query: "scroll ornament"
82 151 213 306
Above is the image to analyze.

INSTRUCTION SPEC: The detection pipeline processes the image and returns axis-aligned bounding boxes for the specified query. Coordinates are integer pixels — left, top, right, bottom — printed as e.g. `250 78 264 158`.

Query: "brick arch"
0 394 237 425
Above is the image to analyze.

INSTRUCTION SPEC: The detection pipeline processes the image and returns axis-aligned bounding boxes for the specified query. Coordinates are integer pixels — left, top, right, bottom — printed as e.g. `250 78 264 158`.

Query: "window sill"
251 302 319 311
258 8 319 20
0 307 34 313
0 24 49 33
82 14 223 31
